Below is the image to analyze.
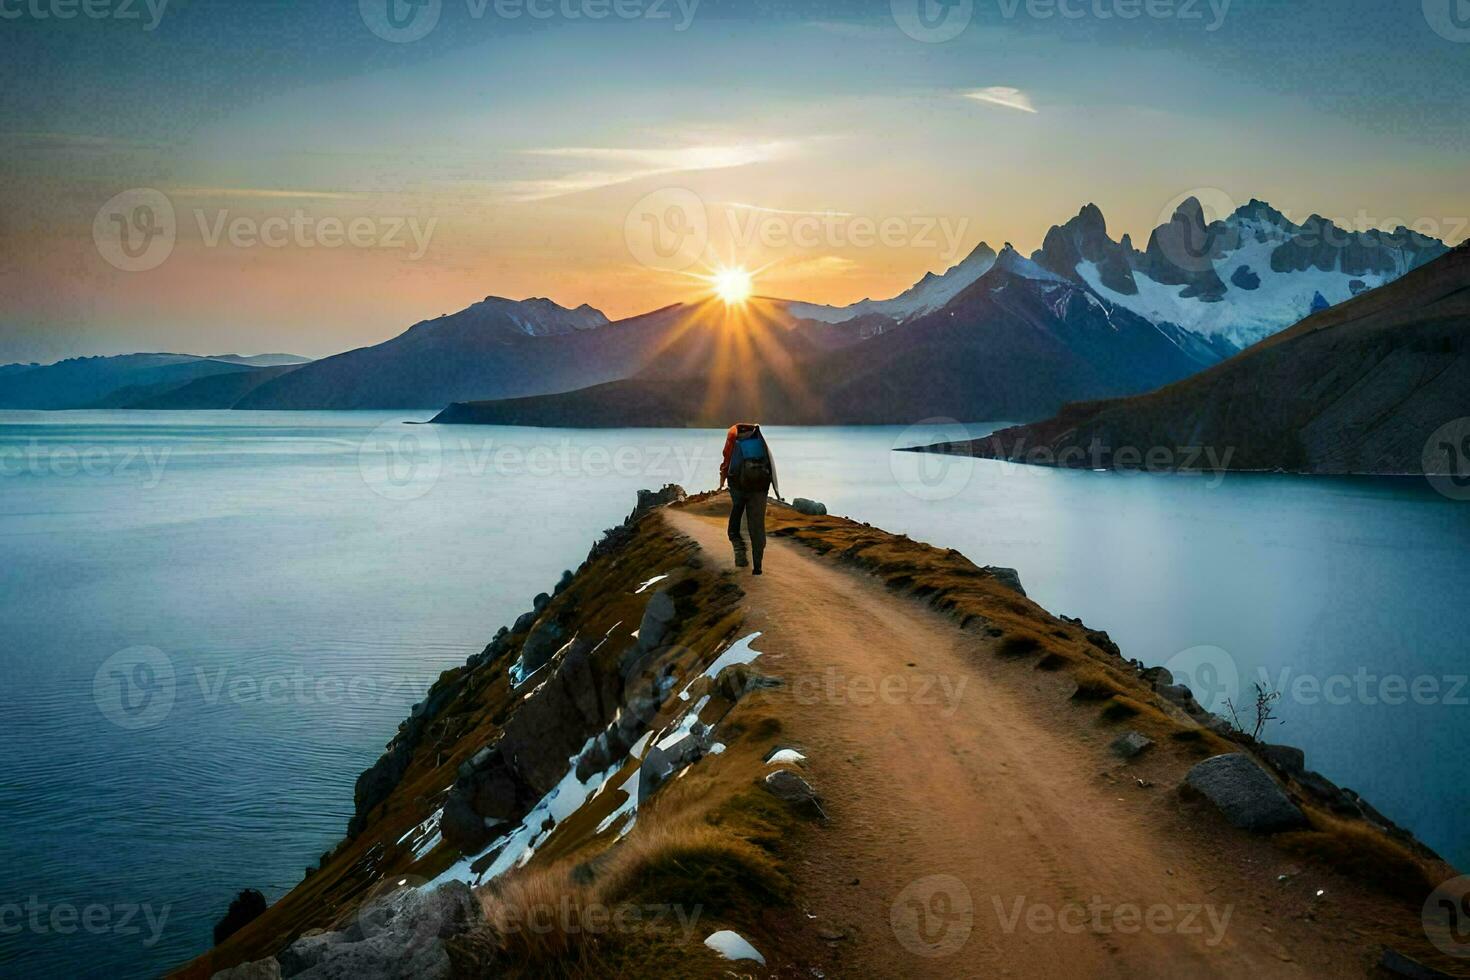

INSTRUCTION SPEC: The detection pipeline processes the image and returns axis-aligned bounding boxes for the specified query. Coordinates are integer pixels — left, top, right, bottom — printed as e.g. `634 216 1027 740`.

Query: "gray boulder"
516 617 566 677
1139 665 1173 688
638 726 710 803
1109 731 1153 760
214 959 282 980
1157 683 1194 706
762 769 824 818
792 497 827 516
637 590 678 653
1256 743 1306 777
278 881 478 980
1184 753 1307 832
983 566 1026 597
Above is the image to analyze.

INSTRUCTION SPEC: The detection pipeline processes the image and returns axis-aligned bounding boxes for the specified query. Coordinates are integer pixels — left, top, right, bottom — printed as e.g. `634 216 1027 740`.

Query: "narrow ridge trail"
666 505 1370 978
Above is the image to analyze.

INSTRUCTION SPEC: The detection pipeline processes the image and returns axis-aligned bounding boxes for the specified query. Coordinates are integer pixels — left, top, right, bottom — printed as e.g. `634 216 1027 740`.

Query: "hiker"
718 422 781 575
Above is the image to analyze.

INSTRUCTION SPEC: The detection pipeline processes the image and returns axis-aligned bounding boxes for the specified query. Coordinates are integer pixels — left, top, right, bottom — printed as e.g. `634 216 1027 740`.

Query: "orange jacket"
720 423 780 498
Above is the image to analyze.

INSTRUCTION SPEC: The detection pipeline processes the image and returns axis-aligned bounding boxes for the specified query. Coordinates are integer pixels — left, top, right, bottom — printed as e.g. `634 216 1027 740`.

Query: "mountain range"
434 247 1237 426
1031 199 1446 348
911 240 1470 476
430 199 1446 426
0 353 310 411
2 197 1449 422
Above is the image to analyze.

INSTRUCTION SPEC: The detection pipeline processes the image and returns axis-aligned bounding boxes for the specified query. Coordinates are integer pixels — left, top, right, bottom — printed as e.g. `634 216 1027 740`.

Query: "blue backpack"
730 433 772 494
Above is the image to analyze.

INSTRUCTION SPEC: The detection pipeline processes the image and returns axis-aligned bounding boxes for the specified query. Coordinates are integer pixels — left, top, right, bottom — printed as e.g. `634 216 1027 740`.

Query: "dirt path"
666 507 1370 978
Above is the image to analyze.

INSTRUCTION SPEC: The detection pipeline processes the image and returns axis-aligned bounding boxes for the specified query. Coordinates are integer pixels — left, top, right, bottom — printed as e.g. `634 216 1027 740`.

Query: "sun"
712 267 753 305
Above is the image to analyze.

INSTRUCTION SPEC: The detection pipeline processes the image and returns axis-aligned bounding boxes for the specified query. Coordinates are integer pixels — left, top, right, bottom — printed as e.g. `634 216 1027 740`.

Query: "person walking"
718 422 781 575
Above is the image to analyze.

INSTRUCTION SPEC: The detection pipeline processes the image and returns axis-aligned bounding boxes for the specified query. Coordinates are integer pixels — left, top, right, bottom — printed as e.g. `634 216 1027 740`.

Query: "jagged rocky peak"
1033 203 1139 295
988 242 1065 283
1138 197 1231 299
1268 214 1447 278
456 295 610 336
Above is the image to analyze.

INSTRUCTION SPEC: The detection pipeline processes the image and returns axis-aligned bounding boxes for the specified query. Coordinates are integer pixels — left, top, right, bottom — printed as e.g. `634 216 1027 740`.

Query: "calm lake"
1 411 1466 978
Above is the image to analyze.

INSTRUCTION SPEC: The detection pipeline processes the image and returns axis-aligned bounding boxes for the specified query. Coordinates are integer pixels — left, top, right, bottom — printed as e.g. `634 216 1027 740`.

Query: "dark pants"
727 488 767 567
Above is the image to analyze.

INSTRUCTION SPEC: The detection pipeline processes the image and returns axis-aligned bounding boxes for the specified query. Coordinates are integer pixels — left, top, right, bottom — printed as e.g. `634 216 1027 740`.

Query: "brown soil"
664 499 1458 978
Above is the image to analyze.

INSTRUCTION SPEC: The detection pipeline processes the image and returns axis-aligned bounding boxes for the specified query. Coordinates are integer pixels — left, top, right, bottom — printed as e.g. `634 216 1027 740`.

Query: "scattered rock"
1139 666 1174 688
792 497 827 516
276 882 478 980
1294 769 1363 817
638 726 710 802
763 769 825 818
1378 946 1454 979
1256 743 1306 778
1110 731 1153 760
983 566 1026 597
212 957 281 980
516 617 567 677
1157 683 1194 706
630 484 686 521
1184 754 1307 833
1198 712 1235 736
714 663 782 701
637 590 678 653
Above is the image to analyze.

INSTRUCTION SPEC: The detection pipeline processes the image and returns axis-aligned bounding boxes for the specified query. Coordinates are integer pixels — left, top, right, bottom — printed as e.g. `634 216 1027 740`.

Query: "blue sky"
1 0 1466 360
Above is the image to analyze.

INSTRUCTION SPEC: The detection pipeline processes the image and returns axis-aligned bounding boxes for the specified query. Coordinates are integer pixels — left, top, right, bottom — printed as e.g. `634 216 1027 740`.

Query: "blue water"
0 412 1466 978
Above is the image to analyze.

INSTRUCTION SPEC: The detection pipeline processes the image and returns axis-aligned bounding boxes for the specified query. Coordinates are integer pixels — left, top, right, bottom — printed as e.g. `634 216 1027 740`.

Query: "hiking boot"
732 545 749 567
752 565 763 575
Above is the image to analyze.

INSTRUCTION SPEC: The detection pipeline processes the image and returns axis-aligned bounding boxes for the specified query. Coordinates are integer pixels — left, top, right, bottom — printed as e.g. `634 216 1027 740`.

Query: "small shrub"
213 889 268 946
996 633 1043 658
1071 669 1124 701
1034 652 1071 672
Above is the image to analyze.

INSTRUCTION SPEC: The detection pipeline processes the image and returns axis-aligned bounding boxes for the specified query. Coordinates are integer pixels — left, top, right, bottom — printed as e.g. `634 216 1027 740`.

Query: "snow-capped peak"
784 242 998 324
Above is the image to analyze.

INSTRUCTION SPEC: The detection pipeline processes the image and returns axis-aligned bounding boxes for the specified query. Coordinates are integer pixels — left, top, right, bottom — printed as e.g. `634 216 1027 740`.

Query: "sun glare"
712 267 753 305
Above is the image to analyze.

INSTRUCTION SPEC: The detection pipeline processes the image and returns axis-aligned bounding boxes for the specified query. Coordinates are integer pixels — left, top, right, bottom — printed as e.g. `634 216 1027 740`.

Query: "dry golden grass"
1278 809 1447 904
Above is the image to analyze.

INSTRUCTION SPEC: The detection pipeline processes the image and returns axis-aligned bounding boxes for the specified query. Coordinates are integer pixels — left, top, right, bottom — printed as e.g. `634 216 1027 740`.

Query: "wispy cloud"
773 254 861 276
506 141 796 201
166 187 373 201
963 87 1039 114
723 202 854 217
